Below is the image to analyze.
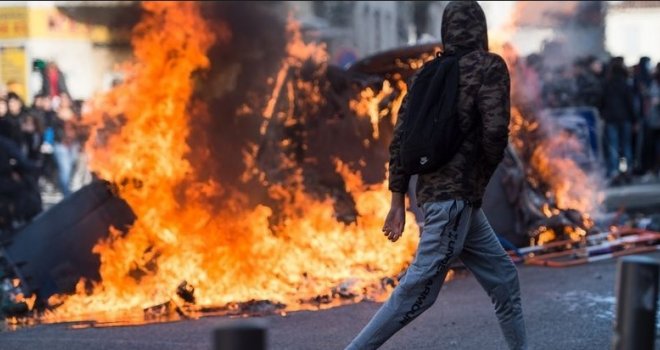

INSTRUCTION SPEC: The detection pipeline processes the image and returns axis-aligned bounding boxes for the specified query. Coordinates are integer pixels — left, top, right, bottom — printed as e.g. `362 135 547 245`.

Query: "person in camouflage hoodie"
346 2 527 349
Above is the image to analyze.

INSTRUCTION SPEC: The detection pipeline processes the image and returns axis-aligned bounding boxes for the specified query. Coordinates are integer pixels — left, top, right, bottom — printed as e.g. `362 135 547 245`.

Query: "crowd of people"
515 50 660 182
0 62 84 231
2 51 660 229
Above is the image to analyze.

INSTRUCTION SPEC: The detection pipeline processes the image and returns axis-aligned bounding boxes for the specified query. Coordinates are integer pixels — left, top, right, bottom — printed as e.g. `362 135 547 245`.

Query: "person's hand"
382 192 405 242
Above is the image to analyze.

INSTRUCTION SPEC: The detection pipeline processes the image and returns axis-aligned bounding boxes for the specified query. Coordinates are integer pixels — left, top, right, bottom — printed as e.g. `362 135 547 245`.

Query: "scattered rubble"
176 281 196 304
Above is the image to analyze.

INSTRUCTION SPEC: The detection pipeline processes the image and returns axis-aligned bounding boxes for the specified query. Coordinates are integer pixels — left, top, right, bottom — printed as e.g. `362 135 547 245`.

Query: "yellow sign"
0 6 128 43
28 7 115 43
0 47 27 101
0 7 29 39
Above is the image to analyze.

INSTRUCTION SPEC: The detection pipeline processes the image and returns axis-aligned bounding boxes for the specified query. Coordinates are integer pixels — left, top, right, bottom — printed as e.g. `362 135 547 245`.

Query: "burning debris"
0 279 34 318
143 299 189 322
200 299 286 318
176 280 196 304
142 281 196 321
524 228 660 268
36 1 421 323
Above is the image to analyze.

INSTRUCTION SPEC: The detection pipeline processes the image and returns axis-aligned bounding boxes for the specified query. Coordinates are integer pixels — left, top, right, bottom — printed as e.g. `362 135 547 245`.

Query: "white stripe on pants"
346 200 527 350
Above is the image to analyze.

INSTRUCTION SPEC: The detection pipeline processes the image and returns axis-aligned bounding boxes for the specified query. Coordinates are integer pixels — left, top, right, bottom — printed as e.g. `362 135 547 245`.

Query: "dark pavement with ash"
1 253 659 350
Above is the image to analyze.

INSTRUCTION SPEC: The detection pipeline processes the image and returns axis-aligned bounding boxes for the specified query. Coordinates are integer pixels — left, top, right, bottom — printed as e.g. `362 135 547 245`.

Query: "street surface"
1 253 659 350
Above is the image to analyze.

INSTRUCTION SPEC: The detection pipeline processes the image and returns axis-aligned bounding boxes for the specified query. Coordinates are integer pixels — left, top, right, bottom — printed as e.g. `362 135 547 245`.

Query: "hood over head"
441 1 488 54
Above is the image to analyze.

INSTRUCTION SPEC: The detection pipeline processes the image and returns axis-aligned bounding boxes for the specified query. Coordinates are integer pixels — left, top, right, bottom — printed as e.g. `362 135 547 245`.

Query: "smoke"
188 1 288 193
182 2 389 219
63 1 398 222
509 1 606 66
499 2 608 228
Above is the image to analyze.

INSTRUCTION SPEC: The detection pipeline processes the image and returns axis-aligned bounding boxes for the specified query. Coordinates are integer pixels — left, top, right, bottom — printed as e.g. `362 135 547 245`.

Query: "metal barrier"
213 319 268 350
612 255 659 350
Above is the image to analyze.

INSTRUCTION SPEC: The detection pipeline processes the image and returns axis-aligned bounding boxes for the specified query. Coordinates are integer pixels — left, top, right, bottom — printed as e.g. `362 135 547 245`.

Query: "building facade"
0 1 130 102
291 1 416 67
606 1 660 65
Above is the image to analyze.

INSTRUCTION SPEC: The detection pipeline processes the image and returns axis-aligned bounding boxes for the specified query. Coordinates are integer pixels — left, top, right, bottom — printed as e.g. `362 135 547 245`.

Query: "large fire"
46 2 419 321
39 1 602 323
509 107 599 244
489 20 601 245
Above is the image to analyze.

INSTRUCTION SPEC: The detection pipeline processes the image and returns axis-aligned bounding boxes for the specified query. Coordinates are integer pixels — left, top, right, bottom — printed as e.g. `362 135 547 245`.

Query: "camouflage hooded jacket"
388 1 511 207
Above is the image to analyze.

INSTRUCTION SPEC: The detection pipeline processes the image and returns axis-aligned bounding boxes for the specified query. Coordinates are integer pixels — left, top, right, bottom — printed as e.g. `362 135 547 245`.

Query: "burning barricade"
0 1 657 327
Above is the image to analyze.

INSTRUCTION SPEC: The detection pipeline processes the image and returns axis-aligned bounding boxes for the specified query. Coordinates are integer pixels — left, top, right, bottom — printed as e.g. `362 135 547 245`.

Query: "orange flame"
48 2 418 321
350 80 394 139
489 10 601 244
510 106 601 221
529 130 599 214
43 2 604 323
494 30 601 243
350 52 432 139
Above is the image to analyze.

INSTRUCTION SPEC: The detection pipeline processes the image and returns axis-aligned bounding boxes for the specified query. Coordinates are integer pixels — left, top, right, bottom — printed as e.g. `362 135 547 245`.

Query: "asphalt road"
1 253 659 350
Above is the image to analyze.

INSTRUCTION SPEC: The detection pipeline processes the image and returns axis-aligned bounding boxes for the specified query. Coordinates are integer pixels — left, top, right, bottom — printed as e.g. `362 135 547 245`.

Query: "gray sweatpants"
346 200 527 350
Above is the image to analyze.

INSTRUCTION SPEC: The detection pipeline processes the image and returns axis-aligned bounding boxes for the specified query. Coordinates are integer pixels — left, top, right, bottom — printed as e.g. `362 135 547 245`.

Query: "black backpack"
400 51 473 175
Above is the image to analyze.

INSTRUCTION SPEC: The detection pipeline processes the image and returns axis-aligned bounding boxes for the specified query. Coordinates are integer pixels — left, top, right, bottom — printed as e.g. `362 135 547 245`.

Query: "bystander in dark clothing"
7 93 29 133
542 66 578 109
0 99 21 147
633 57 655 174
19 113 43 165
6 92 27 121
32 94 58 186
0 136 42 230
575 57 603 108
648 63 660 175
600 58 636 177
29 94 48 128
